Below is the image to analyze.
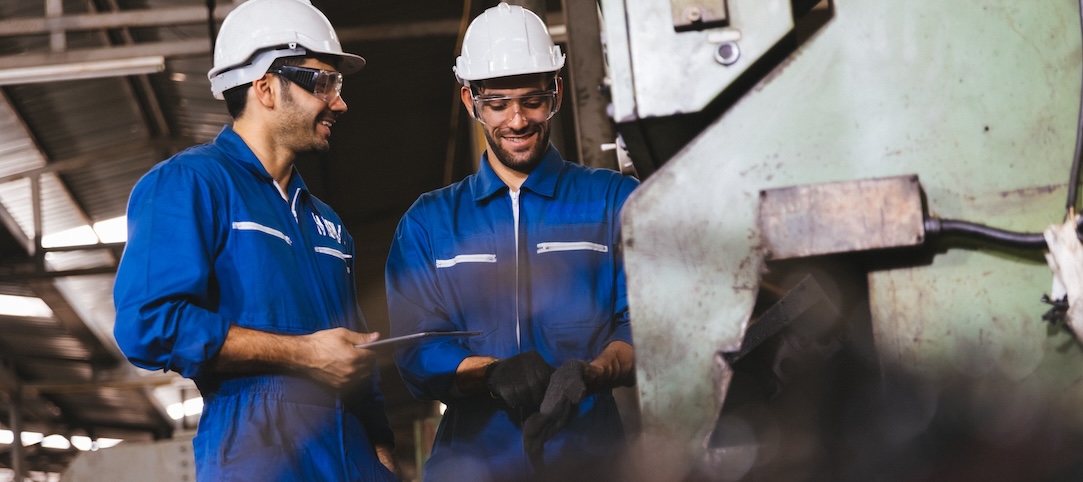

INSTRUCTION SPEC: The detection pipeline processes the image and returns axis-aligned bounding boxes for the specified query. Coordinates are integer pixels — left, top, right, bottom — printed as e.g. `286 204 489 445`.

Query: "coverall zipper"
510 190 522 352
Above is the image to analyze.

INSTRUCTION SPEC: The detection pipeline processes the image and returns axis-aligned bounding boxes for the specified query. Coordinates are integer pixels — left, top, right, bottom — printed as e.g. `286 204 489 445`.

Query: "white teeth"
320 120 333 127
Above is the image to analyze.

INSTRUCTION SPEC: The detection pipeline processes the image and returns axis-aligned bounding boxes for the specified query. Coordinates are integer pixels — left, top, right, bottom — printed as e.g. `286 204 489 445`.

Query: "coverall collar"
214 125 310 198
472 143 563 202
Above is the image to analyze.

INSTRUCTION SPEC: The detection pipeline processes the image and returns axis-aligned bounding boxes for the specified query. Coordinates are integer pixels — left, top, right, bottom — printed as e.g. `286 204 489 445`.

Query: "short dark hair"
223 54 339 119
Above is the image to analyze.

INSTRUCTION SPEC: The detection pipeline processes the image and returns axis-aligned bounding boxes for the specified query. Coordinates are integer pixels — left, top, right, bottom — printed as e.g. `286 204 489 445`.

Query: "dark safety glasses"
267 65 343 104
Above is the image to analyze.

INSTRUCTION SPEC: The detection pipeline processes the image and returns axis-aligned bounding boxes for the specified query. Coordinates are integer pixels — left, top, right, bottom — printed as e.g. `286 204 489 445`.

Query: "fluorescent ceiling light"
65 436 122 451
166 403 184 420
41 225 98 248
20 432 43 446
167 396 204 420
40 215 127 248
96 438 122 449
0 294 54 318
0 56 164 86
70 436 93 451
41 435 70 450
0 433 122 451
93 216 127 243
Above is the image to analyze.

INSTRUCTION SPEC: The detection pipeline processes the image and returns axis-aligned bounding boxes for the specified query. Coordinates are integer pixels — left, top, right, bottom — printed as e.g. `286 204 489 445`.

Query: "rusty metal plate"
759 175 925 260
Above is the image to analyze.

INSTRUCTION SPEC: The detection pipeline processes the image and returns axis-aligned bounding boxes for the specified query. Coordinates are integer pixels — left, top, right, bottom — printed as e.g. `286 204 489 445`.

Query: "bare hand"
585 340 635 390
298 328 381 389
375 444 401 478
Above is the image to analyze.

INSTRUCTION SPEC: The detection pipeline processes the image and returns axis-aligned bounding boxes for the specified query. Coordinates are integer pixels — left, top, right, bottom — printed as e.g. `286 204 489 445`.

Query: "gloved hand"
523 359 588 469
1045 215 1083 335
485 351 554 409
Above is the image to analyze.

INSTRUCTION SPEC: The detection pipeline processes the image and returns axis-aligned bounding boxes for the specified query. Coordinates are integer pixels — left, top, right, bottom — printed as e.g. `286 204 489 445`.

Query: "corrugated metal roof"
10 81 148 160
0 174 94 240
0 0 187 469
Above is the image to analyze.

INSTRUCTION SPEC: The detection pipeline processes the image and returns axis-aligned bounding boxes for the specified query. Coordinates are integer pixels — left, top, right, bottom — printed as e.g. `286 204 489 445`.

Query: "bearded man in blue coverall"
112 1 399 480
385 3 639 481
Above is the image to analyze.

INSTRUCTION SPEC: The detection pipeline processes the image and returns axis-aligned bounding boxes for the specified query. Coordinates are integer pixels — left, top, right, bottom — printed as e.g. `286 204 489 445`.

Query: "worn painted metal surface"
603 0 793 121
608 0 1083 478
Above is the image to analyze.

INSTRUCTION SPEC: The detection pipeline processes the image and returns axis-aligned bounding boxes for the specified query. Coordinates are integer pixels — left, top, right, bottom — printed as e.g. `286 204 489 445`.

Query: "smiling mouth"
317 118 335 137
501 130 536 145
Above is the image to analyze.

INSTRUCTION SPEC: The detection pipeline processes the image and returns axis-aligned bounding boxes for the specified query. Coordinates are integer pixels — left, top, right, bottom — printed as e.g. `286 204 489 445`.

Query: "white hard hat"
454 2 565 85
207 0 365 99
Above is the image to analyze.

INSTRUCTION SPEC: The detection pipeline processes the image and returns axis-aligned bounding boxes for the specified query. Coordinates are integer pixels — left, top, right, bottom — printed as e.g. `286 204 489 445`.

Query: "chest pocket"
531 223 614 358
229 220 294 265
314 246 352 266
537 241 608 254
232 221 292 245
433 234 498 269
225 218 301 331
435 253 496 267
535 223 610 258
432 234 500 319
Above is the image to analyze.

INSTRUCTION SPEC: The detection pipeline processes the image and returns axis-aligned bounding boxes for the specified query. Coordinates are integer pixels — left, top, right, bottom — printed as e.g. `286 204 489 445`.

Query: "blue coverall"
386 145 639 481
114 126 396 481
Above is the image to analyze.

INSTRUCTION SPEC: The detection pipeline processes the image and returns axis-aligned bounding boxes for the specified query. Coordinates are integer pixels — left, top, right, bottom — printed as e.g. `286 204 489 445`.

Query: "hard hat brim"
332 52 366 75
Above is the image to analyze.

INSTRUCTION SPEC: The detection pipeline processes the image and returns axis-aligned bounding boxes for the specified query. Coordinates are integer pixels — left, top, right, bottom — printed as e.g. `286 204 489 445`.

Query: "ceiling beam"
0 5 235 37
27 279 119 367
0 21 568 72
0 357 70 432
0 200 31 255
0 266 118 283
89 0 172 140
0 8 486 43
0 40 210 69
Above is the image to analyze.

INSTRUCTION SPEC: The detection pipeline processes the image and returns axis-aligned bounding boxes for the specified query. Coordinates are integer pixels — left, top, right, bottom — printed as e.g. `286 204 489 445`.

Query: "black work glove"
485 351 554 409
523 359 588 469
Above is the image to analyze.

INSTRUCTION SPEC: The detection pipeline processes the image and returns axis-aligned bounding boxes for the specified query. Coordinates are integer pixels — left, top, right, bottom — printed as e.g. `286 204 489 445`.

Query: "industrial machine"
604 0 1083 480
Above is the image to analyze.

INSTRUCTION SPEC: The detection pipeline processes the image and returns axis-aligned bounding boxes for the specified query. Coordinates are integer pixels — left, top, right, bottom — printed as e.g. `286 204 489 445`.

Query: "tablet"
354 331 482 351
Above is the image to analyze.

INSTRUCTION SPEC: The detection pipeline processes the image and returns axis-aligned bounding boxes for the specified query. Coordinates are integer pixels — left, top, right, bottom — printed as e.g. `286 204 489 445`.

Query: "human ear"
251 74 277 109
460 85 475 118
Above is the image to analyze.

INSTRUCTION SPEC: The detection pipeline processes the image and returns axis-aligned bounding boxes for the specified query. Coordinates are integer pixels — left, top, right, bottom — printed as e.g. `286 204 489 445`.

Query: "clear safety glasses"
267 65 343 104
471 90 558 126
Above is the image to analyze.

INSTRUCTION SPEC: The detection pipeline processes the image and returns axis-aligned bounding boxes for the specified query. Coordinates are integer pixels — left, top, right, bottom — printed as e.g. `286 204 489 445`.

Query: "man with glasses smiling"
112 0 399 480
386 3 640 480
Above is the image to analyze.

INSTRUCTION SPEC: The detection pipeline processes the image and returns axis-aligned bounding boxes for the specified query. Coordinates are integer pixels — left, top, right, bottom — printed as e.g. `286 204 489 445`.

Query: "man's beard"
484 123 551 174
276 87 331 154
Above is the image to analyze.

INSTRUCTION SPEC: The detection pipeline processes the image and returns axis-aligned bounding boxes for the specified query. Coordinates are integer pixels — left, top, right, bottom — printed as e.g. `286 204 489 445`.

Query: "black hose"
1067 0 1083 215
924 218 1047 249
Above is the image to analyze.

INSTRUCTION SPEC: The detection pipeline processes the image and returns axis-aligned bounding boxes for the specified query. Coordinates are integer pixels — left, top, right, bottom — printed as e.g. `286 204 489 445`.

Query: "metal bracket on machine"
758 175 927 260
671 0 729 31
